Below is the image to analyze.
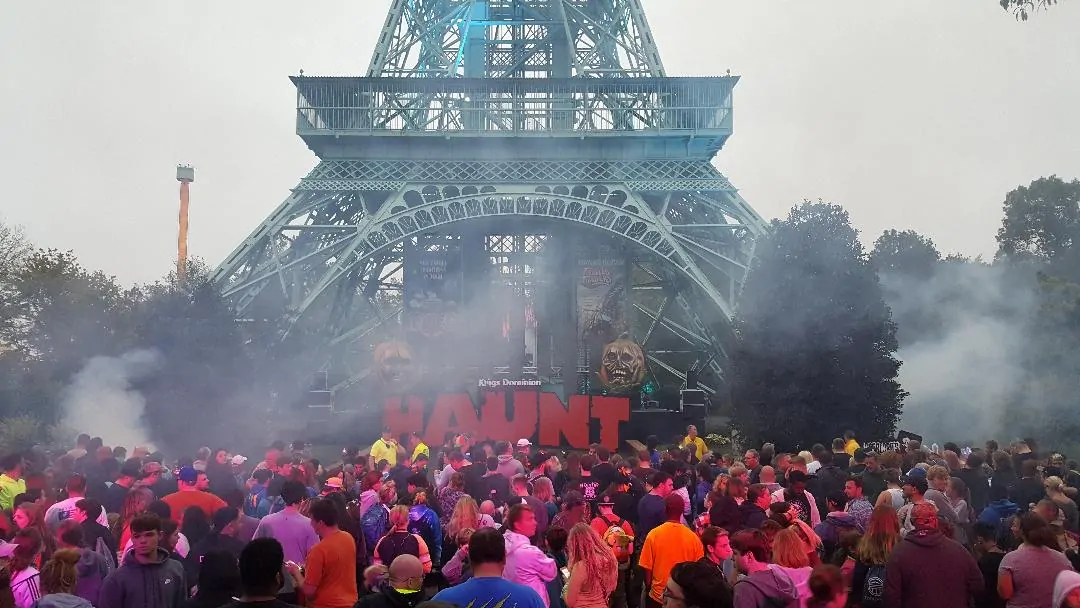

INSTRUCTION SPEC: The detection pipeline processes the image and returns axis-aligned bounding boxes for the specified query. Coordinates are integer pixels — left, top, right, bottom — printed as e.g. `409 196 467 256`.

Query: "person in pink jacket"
503 503 558 607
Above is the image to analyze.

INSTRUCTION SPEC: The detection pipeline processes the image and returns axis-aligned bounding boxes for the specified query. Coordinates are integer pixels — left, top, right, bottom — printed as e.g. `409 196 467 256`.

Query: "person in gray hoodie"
99 514 188 608
730 529 799 608
54 520 111 606
495 442 525 480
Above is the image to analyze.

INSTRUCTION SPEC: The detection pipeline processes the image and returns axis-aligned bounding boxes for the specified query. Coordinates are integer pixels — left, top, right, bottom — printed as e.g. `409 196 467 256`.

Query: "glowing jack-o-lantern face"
373 341 414 392
599 339 646 390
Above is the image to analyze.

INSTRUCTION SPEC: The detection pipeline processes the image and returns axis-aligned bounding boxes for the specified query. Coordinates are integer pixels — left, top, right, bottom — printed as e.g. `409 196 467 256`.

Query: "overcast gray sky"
1 1 1078 284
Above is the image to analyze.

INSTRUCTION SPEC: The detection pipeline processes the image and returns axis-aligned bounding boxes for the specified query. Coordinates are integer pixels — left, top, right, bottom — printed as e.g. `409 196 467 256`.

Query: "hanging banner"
404 242 462 356
576 245 628 390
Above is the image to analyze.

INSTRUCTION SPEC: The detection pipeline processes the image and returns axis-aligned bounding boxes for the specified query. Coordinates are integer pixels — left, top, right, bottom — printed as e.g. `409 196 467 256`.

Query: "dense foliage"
731 202 905 450
0 235 257 453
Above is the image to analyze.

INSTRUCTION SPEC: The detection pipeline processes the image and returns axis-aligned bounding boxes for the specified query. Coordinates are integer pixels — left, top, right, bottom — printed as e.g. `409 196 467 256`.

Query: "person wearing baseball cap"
161 466 226 526
515 438 533 457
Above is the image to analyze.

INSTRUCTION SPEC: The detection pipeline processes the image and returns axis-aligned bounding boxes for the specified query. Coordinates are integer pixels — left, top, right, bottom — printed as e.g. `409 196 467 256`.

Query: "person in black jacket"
73 499 117 568
182 550 241 608
739 484 770 530
709 477 745 534
358 554 427 608
184 507 245 594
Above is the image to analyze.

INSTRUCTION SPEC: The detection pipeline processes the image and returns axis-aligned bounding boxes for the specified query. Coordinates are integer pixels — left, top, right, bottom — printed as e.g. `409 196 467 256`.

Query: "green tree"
1001 0 1059 20
1004 273 1080 449
1 249 138 421
731 201 906 450
870 229 941 279
996 176 1080 264
132 262 255 453
0 221 32 345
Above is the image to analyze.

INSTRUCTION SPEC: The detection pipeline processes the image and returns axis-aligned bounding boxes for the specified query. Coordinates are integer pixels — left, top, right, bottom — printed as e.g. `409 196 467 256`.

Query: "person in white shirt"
44 474 108 531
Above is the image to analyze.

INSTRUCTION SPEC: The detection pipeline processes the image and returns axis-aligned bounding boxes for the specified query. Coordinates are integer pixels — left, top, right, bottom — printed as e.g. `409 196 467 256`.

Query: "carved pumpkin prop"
599 339 646 390
373 340 414 392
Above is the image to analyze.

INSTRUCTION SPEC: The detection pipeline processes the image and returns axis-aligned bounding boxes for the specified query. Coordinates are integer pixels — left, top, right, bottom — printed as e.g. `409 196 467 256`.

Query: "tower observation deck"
213 0 768 416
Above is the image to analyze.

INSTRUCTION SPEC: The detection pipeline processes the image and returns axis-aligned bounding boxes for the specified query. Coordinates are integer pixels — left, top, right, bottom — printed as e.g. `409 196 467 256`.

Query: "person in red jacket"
884 503 983 608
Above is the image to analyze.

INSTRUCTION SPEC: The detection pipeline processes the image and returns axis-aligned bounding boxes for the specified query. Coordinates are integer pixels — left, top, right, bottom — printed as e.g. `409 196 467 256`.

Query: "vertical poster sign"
575 244 628 390
404 239 462 364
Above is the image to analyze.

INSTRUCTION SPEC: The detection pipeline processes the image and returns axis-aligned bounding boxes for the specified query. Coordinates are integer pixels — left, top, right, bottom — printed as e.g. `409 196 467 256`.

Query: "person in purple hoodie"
731 529 798 608
814 493 860 559
502 503 557 607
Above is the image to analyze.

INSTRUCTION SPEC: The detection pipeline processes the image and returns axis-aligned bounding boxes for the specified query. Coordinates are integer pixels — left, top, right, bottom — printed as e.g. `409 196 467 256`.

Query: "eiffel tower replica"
212 0 768 406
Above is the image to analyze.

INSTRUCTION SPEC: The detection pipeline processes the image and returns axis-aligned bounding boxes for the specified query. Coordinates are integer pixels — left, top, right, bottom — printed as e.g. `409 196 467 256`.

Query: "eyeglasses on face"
662 587 685 603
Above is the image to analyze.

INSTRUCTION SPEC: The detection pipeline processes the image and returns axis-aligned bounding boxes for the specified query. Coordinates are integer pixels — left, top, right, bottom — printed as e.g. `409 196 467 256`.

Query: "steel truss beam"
214 0 770 401
367 0 665 79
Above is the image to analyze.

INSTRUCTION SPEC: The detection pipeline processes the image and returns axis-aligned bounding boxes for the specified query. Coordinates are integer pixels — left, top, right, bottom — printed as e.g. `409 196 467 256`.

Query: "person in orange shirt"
639 495 704 608
296 499 358 608
161 467 226 527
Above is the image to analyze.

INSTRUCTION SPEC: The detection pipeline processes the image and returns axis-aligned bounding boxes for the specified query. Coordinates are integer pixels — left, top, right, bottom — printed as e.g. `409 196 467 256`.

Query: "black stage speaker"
308 371 332 408
682 404 707 419
686 369 699 390
680 389 706 408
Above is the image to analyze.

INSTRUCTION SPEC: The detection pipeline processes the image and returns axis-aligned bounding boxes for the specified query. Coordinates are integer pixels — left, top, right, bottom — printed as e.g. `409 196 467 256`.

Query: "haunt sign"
382 391 630 450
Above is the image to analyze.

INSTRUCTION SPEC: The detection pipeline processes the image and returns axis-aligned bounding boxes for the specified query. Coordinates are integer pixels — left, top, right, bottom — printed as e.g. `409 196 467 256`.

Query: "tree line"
732 176 1080 452
0 234 254 454
2 175 1078 454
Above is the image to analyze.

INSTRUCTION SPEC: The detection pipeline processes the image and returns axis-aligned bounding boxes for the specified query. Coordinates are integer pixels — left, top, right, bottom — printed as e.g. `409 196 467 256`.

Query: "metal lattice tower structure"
212 0 768 401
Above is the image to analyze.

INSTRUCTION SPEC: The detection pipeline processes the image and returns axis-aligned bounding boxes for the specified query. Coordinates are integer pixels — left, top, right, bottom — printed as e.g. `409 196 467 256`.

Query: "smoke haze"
887 260 1034 443
61 349 161 450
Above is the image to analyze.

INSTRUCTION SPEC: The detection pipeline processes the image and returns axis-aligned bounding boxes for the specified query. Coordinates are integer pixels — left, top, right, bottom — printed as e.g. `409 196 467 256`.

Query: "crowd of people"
0 427 1078 607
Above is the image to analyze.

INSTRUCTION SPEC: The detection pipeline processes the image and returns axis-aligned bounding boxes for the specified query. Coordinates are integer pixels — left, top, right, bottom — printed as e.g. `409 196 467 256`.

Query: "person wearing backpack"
53 520 111 606
373 506 432 573
71 499 117 569
590 495 635 608
849 506 900 608
360 487 394 563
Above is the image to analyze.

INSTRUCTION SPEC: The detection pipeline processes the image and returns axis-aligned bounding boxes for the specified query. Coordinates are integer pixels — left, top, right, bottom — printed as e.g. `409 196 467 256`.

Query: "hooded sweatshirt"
884 527 983 608
99 547 187 608
770 565 811 607
30 594 93 608
74 547 111 606
1054 570 1080 608
733 567 799 608
814 512 860 558
504 530 558 607
738 501 768 531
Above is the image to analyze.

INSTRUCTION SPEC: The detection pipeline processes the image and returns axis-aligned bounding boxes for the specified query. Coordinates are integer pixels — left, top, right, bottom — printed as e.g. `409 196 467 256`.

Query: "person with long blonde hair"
565 523 618 608
851 505 900 607
447 495 496 542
